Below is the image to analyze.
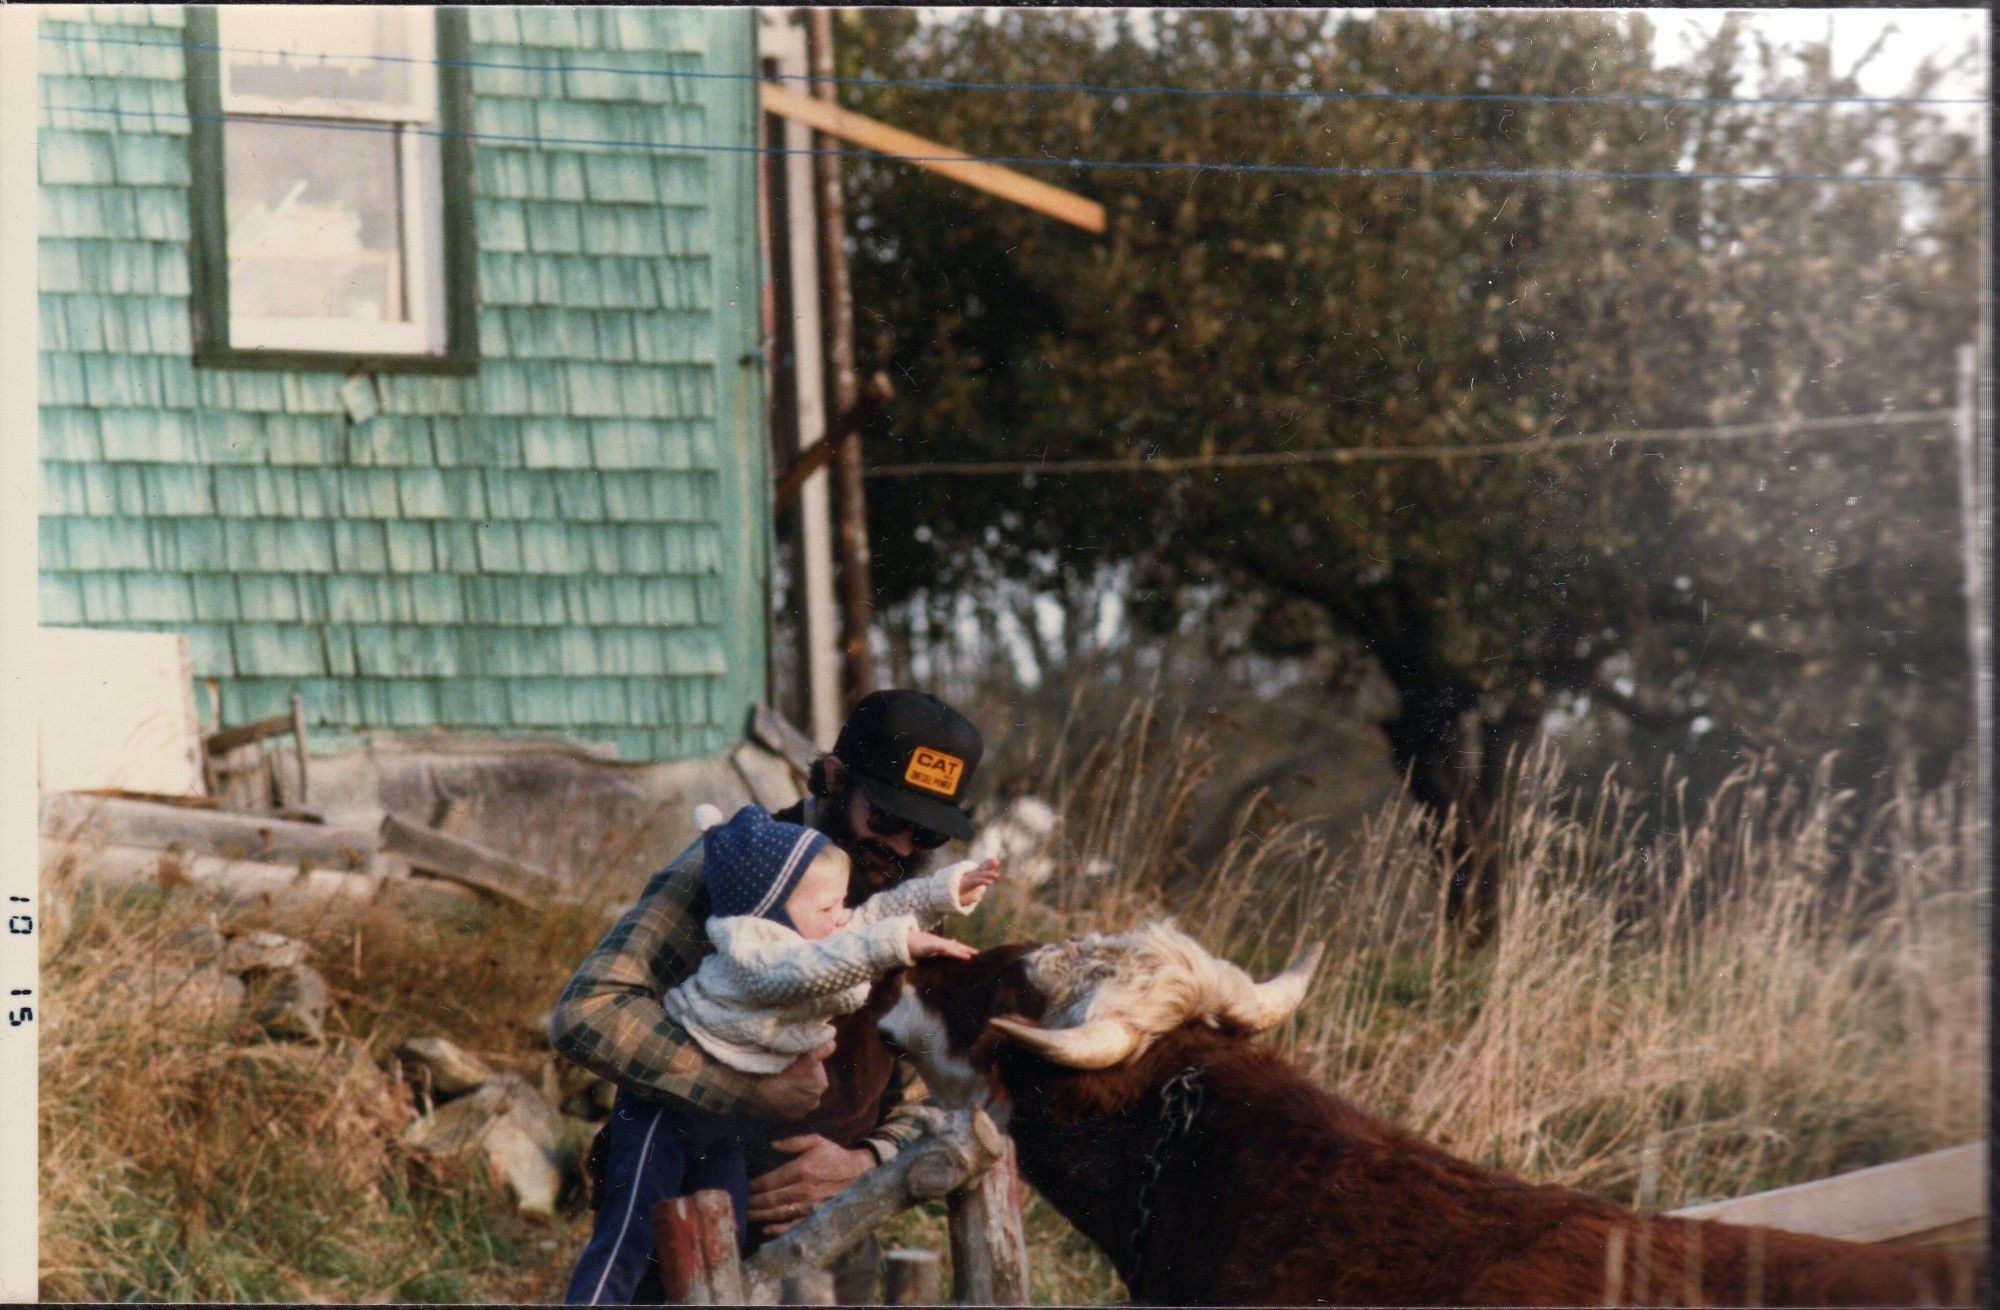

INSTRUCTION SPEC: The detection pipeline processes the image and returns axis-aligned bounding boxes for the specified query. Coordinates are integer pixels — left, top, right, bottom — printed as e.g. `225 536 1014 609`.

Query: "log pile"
40 788 601 921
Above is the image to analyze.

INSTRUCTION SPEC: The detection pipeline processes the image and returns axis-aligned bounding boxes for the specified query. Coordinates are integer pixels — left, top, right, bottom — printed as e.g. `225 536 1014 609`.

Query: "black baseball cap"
833 690 982 842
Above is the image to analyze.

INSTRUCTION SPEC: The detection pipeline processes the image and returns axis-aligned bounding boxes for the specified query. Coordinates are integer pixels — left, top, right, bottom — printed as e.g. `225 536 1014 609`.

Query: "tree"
837 10 1982 938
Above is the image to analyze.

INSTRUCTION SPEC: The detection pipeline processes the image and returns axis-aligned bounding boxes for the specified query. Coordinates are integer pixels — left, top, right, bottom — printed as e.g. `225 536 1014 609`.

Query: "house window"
186 6 477 371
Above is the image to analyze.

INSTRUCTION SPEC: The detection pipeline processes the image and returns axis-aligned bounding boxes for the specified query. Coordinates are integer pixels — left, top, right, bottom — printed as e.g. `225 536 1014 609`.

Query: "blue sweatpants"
564 1088 752 1306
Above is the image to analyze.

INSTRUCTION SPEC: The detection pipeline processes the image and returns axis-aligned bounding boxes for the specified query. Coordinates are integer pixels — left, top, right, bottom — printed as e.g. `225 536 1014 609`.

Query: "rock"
398 1035 497 1098
402 1072 563 1220
219 929 312 974
106 959 248 1033
171 924 312 976
251 963 329 1042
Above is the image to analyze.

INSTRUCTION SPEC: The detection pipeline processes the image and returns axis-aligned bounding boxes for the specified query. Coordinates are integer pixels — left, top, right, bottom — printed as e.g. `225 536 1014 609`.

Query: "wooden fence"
657 1128 1983 1305
1668 1142 1986 1250
654 1106 1030 1306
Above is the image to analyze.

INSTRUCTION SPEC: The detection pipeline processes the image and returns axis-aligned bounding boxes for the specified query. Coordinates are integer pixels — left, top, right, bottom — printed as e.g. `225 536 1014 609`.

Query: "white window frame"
216 7 441 356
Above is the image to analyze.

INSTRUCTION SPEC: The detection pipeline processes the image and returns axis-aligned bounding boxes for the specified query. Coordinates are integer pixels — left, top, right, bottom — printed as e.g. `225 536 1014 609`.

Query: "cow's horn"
989 1016 1142 1068
1220 942 1325 1032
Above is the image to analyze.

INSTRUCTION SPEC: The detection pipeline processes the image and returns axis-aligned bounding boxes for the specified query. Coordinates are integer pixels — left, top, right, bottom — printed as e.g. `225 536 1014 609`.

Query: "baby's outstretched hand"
909 930 977 961
956 858 1003 910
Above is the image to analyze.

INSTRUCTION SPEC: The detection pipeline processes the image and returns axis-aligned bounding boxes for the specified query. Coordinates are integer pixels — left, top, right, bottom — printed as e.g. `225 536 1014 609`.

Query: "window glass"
218 6 429 120
201 5 450 357
224 119 404 324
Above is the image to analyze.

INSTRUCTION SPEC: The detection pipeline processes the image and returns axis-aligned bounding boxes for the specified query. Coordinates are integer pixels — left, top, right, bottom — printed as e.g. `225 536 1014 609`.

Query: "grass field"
39 702 1984 1302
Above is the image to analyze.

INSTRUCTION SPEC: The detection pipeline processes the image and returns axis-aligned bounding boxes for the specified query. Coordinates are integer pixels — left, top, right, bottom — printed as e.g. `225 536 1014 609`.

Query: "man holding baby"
551 690 995 1305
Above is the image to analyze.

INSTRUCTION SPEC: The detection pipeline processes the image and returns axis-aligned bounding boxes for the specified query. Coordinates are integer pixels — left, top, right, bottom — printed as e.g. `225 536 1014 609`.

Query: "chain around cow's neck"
1126 1064 1207 1295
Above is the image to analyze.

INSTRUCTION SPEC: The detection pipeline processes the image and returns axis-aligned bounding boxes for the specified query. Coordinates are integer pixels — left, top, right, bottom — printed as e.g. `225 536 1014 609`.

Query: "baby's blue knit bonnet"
699 804 831 924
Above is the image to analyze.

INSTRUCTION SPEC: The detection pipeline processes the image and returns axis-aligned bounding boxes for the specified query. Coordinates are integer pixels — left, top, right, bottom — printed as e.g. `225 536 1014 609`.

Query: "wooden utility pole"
806 8 876 707
1956 343 1989 906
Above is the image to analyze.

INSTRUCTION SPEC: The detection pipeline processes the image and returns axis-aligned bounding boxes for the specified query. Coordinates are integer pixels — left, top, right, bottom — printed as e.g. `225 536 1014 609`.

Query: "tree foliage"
836 10 1982 896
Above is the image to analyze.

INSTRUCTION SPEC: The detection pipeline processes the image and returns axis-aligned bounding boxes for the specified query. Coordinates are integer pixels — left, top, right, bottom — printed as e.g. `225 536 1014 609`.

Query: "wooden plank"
772 372 894 514
378 813 557 910
750 703 821 778
760 83 1106 235
289 692 310 807
40 792 375 870
74 790 226 810
205 712 296 756
1902 1216 1985 1250
1668 1143 1985 1245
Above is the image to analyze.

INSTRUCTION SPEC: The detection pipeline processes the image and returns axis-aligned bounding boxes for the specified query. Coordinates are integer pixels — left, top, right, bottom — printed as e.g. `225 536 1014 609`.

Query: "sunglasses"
862 797 956 850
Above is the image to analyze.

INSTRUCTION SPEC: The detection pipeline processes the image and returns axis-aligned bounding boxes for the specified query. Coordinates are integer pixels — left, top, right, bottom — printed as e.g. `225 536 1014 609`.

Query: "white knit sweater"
662 860 980 1074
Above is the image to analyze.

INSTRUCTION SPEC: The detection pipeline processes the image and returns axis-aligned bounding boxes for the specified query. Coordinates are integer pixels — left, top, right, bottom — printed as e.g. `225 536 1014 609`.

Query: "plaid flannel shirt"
548 798 935 1162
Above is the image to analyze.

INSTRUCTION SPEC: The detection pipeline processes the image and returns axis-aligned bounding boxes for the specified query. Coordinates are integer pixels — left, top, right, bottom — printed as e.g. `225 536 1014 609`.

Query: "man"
550 689 985 1303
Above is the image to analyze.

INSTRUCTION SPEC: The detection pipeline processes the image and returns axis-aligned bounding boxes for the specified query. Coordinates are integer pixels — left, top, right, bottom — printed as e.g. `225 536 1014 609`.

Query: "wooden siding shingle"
38 7 766 760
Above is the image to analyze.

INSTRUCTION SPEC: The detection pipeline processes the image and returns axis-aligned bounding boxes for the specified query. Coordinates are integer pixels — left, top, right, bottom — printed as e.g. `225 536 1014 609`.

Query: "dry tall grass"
38 864 611 1303
38 693 1985 1303
973 695 1986 1216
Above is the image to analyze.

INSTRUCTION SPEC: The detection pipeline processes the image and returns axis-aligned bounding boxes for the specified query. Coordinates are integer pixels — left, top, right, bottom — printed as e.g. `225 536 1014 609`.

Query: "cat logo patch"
904 748 965 798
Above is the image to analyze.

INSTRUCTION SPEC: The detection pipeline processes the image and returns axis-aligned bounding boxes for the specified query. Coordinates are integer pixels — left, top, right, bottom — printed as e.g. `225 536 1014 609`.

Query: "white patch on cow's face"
879 985 985 1108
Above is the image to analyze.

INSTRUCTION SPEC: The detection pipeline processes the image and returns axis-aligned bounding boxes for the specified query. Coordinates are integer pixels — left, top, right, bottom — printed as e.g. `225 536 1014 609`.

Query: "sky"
1647 8 1987 123
916 8 1989 111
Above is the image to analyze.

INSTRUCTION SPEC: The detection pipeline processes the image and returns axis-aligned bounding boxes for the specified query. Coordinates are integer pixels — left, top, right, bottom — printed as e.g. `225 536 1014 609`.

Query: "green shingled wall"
37 6 769 761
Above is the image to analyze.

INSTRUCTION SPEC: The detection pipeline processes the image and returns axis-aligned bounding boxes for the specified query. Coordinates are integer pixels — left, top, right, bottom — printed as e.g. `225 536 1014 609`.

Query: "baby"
565 803 998 1304
662 802 1000 1074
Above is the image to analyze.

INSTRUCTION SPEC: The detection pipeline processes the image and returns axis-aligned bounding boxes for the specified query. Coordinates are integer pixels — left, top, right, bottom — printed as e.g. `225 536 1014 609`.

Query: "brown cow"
879 923 1983 1307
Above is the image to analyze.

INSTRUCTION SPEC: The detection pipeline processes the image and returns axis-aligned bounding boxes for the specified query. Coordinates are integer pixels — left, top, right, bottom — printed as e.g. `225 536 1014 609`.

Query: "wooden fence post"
659 1109 1029 1306
883 1249 942 1305
779 1268 837 1305
947 1117 1031 1305
654 1190 746 1305
739 1108 1006 1304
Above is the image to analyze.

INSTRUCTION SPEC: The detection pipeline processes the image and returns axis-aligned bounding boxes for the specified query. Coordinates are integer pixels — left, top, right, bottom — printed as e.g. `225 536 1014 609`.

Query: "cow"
878 922 1984 1307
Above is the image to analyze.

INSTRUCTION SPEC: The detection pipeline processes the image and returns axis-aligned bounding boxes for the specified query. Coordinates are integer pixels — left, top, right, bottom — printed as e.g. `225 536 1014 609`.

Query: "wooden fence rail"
1668 1142 1985 1249
653 1106 1030 1305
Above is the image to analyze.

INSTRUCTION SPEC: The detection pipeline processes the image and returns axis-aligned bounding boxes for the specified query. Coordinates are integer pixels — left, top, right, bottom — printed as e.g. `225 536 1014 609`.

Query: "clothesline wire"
862 410 1956 478
40 31 1990 109
41 102 1988 187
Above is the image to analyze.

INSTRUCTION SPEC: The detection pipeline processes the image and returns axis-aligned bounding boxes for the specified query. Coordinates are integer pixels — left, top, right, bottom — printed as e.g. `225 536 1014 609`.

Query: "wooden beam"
289 692 310 807
205 712 297 757
46 838 385 914
378 814 557 910
1668 1142 1984 1246
40 793 375 870
750 703 822 779
773 372 894 514
760 83 1106 235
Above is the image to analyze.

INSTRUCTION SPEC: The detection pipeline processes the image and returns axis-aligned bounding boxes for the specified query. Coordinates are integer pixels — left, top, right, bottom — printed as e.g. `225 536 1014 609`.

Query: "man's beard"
820 780 934 904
